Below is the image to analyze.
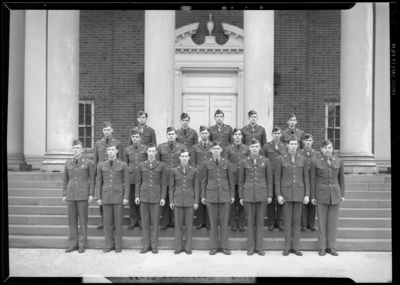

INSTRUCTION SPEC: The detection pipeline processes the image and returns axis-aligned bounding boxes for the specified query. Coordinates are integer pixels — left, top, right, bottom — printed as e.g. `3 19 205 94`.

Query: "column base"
41 152 73 172
339 152 378 174
374 158 391 173
24 155 45 170
7 153 31 171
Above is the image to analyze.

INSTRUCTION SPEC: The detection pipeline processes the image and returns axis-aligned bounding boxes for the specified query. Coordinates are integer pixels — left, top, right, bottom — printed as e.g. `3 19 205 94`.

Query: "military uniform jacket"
275 153 310 202
156 141 194 186
209 123 233 149
135 160 168 203
169 165 200 207
137 124 157 146
299 148 320 170
63 157 95 201
201 158 235 203
122 143 148 184
261 140 287 174
238 156 273 203
176 127 199 151
223 143 250 185
93 136 122 169
280 128 305 149
95 159 130 204
310 155 345 205
241 124 267 147
192 141 213 171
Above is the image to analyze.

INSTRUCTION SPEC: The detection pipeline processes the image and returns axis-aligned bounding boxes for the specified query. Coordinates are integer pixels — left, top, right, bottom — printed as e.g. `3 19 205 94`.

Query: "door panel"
210 95 237 129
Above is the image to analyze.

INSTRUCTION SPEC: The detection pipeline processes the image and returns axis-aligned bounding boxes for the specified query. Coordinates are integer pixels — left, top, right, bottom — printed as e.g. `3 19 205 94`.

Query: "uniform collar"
247 124 259 130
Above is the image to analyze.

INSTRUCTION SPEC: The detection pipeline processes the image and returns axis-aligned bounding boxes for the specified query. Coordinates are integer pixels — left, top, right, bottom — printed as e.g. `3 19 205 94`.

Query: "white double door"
182 94 237 137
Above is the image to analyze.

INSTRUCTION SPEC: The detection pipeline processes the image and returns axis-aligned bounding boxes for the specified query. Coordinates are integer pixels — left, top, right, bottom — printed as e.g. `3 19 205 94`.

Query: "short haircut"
107 142 118 149
288 113 296 120
179 148 191 156
249 139 261 146
214 109 224 116
199 126 209 133
321 140 333 148
232 128 243 135
287 134 299 143
303 133 313 140
180 113 190 120
272 126 282 133
147 143 157 150
72 140 83 147
137 111 148 118
211 141 221 148
166 127 177 134
103 121 112 128
248 110 257 117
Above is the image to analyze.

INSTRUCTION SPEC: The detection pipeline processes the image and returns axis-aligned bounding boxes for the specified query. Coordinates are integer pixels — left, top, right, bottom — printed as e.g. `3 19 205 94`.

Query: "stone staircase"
8 172 391 251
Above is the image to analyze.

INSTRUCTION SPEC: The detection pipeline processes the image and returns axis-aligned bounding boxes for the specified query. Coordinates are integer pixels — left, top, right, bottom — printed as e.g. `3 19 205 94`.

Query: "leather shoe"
174 249 183 254
195 224 203 229
103 247 115 253
127 224 135 229
78 247 85 253
318 249 326 256
231 226 238 231
282 250 290 256
329 248 339 256
206 224 211 229
186 250 192 255
221 248 231 255
152 248 158 254
291 249 303 256
257 250 265 256
268 224 275 231
301 226 307 231
278 226 285 231
140 247 151 254
309 226 316 231
209 248 218 255
238 226 245 231
247 250 254 256
139 225 142 230
97 224 103 230
65 247 78 253
115 249 122 253
161 225 167 230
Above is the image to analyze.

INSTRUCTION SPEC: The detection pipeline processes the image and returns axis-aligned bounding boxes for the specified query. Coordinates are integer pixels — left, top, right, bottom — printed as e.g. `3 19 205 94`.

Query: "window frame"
78 100 95 152
325 102 340 152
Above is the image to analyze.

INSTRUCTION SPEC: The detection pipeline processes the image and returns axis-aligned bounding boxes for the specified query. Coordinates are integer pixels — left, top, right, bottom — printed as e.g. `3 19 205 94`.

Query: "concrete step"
341 199 391 208
346 183 391 191
339 208 391 218
344 175 390 184
9 189 62 197
8 172 64 181
8 181 64 189
8 205 129 215
9 225 391 239
345 191 391 199
8 235 391 251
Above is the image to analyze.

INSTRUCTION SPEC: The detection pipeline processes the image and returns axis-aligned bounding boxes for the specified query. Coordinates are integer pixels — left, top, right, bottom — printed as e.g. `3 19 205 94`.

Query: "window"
325 102 340 151
79 100 94 152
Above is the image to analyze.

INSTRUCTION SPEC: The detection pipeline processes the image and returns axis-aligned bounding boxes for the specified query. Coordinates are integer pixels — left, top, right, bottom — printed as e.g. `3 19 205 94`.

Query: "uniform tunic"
241 124 267 147
137 124 157 146
176 127 199 151
209 123 233 149
280 128 305 149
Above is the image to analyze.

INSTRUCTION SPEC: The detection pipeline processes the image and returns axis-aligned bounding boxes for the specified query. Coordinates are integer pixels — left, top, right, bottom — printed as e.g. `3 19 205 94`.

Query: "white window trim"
79 100 95 152
325 102 340 151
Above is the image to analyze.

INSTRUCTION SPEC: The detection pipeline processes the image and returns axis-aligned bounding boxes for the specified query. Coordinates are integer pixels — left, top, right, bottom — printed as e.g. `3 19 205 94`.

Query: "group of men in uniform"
63 110 344 256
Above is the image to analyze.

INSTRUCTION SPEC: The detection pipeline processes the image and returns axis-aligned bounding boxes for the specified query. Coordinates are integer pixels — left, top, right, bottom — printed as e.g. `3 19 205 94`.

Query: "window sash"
325 102 340 151
78 100 94 152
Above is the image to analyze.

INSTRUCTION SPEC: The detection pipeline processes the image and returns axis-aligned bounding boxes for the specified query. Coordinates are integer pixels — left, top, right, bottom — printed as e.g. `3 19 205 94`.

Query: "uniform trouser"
103 204 124 249
283 201 302 251
266 184 284 227
317 203 339 250
67 200 88 248
194 199 210 225
140 202 160 249
207 202 231 249
301 202 316 228
129 184 141 225
99 205 104 225
174 206 194 251
160 187 175 227
229 185 246 227
243 202 265 251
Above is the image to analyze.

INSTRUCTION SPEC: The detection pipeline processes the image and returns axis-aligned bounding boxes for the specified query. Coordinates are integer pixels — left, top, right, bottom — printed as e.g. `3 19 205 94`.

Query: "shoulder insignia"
284 155 287 157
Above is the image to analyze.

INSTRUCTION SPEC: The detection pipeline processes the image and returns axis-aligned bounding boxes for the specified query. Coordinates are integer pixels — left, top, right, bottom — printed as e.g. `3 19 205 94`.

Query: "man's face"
214 114 224 125
249 114 258 125
147 147 157 160
233 131 242 143
321 144 333 157
166 131 177 142
249 143 261 156
303 138 313 149
137 115 147 125
181 118 190 128
287 117 297 128
131 134 141 145
72 144 83 158
200 130 210 141
211 145 222 157
107 146 118 159
179 151 190 165
103 127 113 137
287 140 298 153
272 130 282 141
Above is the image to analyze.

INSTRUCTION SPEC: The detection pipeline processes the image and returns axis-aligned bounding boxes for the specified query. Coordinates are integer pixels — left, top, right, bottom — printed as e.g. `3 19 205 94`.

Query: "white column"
144 10 175 143
24 11 47 170
374 3 391 172
340 3 377 174
42 11 80 172
8 10 27 171
243 11 274 142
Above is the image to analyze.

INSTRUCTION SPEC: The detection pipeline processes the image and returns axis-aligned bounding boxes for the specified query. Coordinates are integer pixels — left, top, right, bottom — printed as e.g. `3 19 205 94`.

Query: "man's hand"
340 197 345 202
62 196 66 203
160 199 165 206
311 199 317 206
88 195 93 203
97 199 102 206
303 196 309 205
193 204 198 210
170 203 174 210
267 197 272 204
277 196 285 205
135 198 140 205
201 198 206 205
230 198 235 204
123 199 129 206
239 198 243 206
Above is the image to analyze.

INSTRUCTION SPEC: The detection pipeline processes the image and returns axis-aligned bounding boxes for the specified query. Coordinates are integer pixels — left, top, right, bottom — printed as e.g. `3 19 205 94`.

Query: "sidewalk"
9 248 392 282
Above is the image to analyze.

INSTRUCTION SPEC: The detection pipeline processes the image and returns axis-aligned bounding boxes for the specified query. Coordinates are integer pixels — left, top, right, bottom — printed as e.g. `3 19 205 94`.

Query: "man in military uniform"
192 126 212 229
223 128 249 231
135 143 168 254
241 110 267 147
281 114 305 149
93 121 123 230
136 111 157 146
238 139 273 256
310 140 345 256
275 135 310 256
157 127 189 230
63 140 95 253
299 133 320 232
169 149 200 255
201 141 235 255
209 109 233 150
176 113 199 152
260 126 286 231
95 142 130 253
123 127 148 230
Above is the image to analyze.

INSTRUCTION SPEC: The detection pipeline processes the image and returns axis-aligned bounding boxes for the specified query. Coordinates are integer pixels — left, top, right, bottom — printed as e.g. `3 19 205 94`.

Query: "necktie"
237 144 240 150
170 143 173 151
184 129 187 136
275 143 278 150
307 151 310 156
106 138 109 144
74 159 78 165
110 160 113 167
183 166 186 173
135 145 138 150
140 126 144 134
149 161 153 168
327 158 331 165
204 143 207 149
254 158 257 165
218 125 221 132
215 159 219 167
292 156 295 163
